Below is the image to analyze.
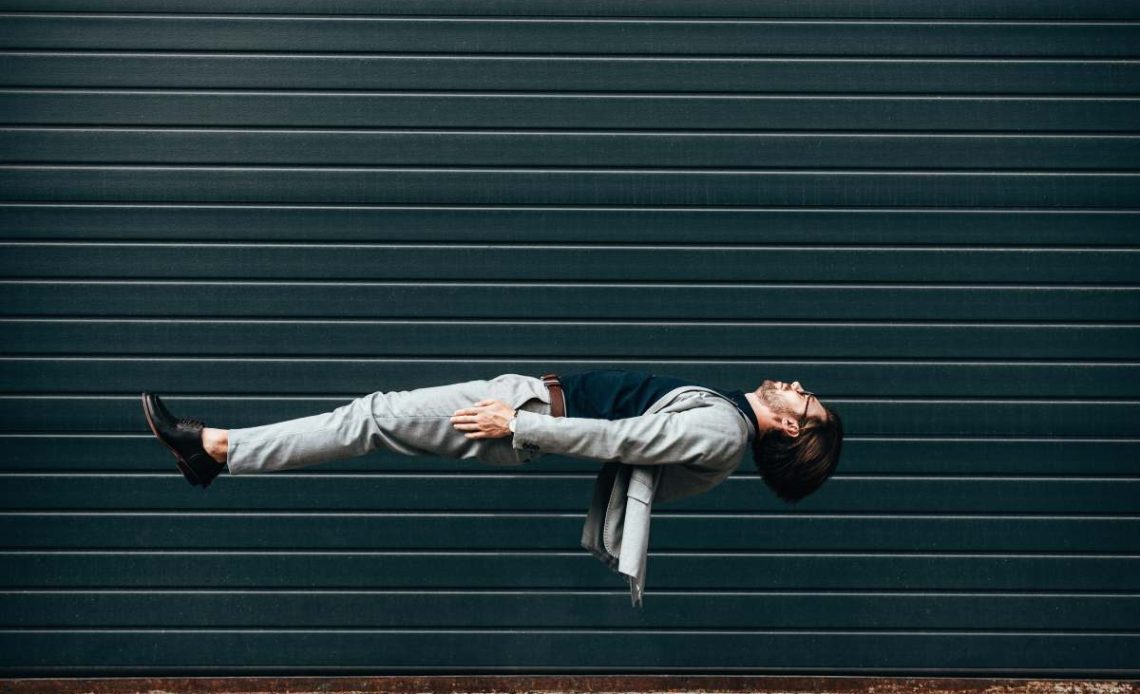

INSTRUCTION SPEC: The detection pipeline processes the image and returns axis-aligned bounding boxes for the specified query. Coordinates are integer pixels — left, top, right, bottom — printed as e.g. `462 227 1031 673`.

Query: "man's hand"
450 399 517 439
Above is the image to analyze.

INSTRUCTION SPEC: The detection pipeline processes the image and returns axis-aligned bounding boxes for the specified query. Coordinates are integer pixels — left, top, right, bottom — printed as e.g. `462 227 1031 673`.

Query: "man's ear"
779 416 800 438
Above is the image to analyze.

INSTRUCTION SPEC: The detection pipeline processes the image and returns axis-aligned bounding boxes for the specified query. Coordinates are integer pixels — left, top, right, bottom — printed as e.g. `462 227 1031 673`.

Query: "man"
142 369 843 605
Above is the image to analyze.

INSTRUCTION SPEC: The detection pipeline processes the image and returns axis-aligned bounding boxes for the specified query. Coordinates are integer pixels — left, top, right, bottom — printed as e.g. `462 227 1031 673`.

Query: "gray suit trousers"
225 373 552 475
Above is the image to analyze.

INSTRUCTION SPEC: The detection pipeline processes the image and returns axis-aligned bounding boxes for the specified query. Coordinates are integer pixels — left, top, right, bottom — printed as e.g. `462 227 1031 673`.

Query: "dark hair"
752 405 843 504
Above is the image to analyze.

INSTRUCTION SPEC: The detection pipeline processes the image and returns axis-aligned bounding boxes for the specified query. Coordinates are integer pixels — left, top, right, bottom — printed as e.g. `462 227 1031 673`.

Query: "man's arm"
509 403 745 467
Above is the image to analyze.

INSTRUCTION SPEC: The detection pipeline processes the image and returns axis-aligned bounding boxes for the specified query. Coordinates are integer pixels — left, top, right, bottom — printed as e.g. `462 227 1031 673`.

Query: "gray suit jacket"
493 376 753 607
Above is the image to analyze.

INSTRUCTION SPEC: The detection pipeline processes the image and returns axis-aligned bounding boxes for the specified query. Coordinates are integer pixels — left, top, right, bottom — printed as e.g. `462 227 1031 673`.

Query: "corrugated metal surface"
0 0 1138 677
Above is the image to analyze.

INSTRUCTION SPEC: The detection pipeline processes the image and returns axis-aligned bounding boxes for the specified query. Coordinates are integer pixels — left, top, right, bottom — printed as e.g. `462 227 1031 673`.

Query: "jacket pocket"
488 373 548 410
627 474 655 504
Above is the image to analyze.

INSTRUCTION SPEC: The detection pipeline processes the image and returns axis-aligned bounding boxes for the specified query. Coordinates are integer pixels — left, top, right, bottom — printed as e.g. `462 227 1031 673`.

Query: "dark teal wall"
0 0 1138 677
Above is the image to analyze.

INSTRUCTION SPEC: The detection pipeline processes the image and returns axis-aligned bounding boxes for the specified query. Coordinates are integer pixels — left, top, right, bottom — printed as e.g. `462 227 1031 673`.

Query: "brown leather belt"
540 372 565 418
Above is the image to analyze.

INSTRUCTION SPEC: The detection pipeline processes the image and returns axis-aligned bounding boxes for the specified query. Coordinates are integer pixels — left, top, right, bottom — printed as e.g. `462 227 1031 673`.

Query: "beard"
758 379 799 417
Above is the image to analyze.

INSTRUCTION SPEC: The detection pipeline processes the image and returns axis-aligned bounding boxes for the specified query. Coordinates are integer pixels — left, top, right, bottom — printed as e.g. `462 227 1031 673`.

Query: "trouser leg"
225 376 548 475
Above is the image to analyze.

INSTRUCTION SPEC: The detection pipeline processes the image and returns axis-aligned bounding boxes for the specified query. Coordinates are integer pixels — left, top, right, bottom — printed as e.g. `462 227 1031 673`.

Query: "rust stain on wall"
0 676 1135 694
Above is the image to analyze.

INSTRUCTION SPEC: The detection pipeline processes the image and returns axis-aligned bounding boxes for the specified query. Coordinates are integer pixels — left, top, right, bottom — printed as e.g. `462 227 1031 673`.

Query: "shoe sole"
141 393 202 487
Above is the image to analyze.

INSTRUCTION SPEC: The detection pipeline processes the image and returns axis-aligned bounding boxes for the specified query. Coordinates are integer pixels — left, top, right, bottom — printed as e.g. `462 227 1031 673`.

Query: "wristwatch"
508 410 518 433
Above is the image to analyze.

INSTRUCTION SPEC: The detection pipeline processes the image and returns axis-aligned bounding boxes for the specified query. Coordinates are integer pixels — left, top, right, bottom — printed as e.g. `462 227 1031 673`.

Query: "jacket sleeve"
510 400 745 467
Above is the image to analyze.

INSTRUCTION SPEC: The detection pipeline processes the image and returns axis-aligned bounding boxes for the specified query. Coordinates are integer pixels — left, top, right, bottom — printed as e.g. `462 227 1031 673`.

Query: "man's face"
756 379 827 425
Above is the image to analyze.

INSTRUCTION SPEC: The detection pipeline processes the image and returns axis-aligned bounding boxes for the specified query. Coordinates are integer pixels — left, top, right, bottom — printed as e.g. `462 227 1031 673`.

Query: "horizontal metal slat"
3 552 1138 590
3 282 1136 321
6 129 1140 169
2 474 1139 514
0 631 1136 673
0 630 1136 673
3 16 1140 57
1 1 1139 19
5 320 1139 359
4 54 1139 93
3 359 1138 398
4 244 1136 283
4 92 1136 132
3 167 1138 206
2 205 1136 245
5 513 1138 552
5 436 1138 476
3 591 1137 629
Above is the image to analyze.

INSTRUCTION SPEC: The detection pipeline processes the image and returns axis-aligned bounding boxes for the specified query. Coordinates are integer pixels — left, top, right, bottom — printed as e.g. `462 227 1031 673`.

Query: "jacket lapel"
579 385 726 607
580 461 662 608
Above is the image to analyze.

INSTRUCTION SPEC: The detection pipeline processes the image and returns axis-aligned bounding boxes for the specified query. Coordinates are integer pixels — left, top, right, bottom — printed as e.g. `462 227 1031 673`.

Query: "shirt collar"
721 389 760 441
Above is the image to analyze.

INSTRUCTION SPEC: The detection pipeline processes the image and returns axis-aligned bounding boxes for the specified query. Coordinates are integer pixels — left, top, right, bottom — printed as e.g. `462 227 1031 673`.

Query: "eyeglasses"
797 390 816 428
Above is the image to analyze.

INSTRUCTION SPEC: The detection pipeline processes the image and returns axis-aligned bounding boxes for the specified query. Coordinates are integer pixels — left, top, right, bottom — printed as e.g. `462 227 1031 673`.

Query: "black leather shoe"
141 392 223 488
